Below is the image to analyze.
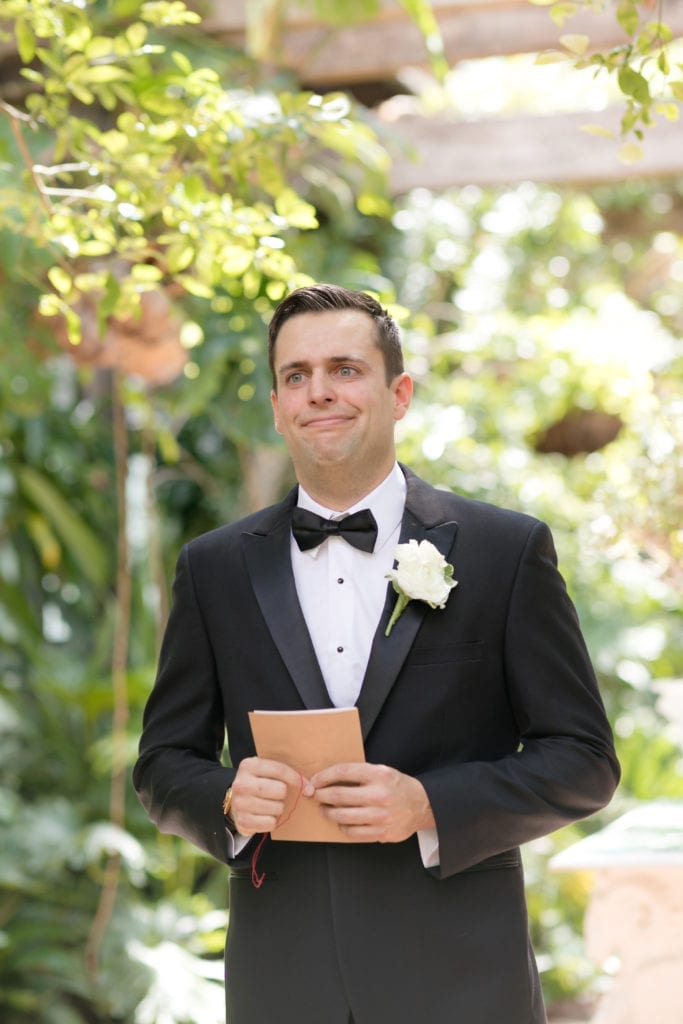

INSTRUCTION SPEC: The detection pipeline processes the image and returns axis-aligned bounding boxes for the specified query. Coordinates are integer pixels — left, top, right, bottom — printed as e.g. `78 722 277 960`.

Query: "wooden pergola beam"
203 0 683 85
382 106 683 191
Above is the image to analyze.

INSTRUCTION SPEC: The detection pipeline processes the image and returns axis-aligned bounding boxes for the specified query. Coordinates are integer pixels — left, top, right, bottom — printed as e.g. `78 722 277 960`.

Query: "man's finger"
311 761 375 790
236 756 314 796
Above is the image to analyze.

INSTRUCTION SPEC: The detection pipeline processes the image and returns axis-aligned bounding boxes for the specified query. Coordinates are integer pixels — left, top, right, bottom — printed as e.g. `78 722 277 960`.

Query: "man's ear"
270 389 282 434
392 372 413 422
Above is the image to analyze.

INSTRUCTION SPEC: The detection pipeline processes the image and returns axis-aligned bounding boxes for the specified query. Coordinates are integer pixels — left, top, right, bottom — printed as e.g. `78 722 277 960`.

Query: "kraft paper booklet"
248 707 365 842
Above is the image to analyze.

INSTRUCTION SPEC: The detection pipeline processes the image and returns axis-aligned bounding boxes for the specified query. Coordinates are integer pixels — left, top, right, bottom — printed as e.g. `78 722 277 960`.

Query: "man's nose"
308 372 335 403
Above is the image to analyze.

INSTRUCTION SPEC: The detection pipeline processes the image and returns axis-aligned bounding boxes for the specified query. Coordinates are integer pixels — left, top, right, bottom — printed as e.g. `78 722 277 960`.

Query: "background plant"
1 2 682 1022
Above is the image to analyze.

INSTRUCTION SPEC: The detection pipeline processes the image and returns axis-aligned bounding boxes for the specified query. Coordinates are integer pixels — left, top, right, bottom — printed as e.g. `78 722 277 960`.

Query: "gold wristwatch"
222 785 233 821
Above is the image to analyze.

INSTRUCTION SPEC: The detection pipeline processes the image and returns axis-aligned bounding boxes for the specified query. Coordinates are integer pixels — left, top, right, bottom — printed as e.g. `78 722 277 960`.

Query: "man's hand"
310 762 435 843
230 757 313 836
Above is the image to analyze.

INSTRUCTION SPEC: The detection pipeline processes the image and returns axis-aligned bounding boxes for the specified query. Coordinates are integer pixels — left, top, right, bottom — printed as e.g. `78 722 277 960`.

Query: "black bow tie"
291 507 378 553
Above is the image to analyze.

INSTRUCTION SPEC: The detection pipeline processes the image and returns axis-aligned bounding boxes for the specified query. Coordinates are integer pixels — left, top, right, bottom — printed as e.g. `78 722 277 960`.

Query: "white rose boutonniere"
385 539 458 637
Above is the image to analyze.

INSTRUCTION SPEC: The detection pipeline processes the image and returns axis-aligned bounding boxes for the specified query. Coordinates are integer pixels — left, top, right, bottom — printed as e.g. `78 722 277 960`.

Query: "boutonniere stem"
385 539 457 637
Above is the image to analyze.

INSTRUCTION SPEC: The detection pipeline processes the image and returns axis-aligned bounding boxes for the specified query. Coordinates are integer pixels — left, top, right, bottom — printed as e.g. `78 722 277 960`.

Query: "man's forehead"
278 307 374 333
274 311 379 362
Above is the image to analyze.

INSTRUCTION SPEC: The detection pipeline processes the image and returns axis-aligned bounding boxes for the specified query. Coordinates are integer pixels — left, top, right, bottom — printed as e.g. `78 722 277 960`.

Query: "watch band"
222 785 233 818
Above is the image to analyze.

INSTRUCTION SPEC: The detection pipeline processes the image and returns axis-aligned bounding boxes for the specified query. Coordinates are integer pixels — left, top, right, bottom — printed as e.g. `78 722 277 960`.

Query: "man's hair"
268 283 404 388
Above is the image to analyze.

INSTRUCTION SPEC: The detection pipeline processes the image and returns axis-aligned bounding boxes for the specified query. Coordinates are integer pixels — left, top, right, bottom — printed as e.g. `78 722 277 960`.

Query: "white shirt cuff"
225 825 251 859
228 825 439 865
417 827 440 868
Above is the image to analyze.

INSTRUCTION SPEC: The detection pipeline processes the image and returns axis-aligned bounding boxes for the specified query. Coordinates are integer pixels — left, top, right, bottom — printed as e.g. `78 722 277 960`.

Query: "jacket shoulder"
183 490 295 558
445 490 541 534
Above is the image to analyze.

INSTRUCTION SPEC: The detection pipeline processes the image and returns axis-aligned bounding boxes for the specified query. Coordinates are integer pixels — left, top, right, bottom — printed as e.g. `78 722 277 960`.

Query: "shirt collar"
296 463 406 557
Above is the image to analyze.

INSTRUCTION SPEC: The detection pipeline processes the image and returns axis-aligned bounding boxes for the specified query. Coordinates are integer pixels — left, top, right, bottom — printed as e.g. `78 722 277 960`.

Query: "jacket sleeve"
132 545 235 865
420 520 620 879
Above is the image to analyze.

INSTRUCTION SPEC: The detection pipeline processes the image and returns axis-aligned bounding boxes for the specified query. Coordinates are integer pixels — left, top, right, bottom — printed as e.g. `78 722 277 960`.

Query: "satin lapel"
356 471 459 740
241 499 332 711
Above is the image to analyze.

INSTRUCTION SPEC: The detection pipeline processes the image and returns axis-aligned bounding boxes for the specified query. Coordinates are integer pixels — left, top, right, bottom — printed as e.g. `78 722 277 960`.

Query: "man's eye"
287 372 304 384
338 366 356 377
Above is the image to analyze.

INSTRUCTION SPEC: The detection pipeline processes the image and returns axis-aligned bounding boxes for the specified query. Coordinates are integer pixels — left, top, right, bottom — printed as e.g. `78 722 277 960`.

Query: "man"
133 283 620 1024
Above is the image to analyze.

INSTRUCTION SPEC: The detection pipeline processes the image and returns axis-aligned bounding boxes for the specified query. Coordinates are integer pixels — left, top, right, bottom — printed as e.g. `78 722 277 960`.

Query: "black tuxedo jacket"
134 468 619 1024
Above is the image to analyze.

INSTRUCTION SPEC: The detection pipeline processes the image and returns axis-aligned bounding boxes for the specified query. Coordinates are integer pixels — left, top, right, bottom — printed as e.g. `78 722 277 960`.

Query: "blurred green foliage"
1 2 683 1022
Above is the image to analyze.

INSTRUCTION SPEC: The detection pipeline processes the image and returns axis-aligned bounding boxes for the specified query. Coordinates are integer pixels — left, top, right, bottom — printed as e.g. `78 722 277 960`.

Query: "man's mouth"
303 415 352 428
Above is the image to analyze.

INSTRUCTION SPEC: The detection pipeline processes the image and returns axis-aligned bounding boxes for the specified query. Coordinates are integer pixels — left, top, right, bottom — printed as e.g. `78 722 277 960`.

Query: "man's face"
270 309 412 492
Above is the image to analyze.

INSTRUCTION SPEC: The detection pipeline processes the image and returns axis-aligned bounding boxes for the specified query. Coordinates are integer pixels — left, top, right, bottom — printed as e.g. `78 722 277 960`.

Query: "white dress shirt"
291 462 406 708
229 463 439 866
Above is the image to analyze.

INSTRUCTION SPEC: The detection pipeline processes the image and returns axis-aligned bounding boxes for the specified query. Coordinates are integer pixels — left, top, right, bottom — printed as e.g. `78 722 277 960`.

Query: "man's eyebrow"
277 359 309 375
327 355 369 366
277 355 370 375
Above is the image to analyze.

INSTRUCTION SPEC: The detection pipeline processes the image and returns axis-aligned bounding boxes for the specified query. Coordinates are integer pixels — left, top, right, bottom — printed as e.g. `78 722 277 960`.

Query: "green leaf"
580 123 615 138
80 65 133 83
535 50 567 66
357 192 393 218
176 274 214 298
183 174 207 204
618 66 650 104
274 189 318 229
16 466 109 589
670 81 683 101
398 0 448 81
171 49 193 74
166 244 195 273
79 240 115 256
220 245 255 277
618 142 644 163
20 67 44 83
67 81 95 105
131 263 163 283
47 266 72 296
125 22 148 50
15 16 35 64
549 3 578 27
616 2 640 37
65 23 93 52
25 512 62 571
560 34 590 56
654 102 679 121
140 1 202 27
642 19 672 44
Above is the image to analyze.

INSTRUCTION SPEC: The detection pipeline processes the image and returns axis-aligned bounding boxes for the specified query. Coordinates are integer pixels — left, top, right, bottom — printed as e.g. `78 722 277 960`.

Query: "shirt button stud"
336 646 344 653
337 577 344 584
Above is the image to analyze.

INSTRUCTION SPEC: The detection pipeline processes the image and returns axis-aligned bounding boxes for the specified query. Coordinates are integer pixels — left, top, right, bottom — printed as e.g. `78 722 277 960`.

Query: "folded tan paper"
248 707 365 842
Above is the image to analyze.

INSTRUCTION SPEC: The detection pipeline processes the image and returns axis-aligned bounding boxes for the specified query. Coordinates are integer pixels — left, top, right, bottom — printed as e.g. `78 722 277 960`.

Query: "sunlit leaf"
654 102 679 121
125 22 149 50
15 16 35 64
580 124 615 138
80 65 133 84
357 192 393 218
131 263 163 283
176 274 214 298
618 142 645 163
549 3 578 27
220 245 255 277
47 266 72 296
616 1 640 37
560 34 590 56
274 189 319 229
16 466 109 588
24 512 62 570
535 50 567 65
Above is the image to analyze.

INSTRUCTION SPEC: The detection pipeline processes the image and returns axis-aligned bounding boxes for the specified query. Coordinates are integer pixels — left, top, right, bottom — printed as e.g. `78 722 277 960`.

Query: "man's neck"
297 461 397 512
